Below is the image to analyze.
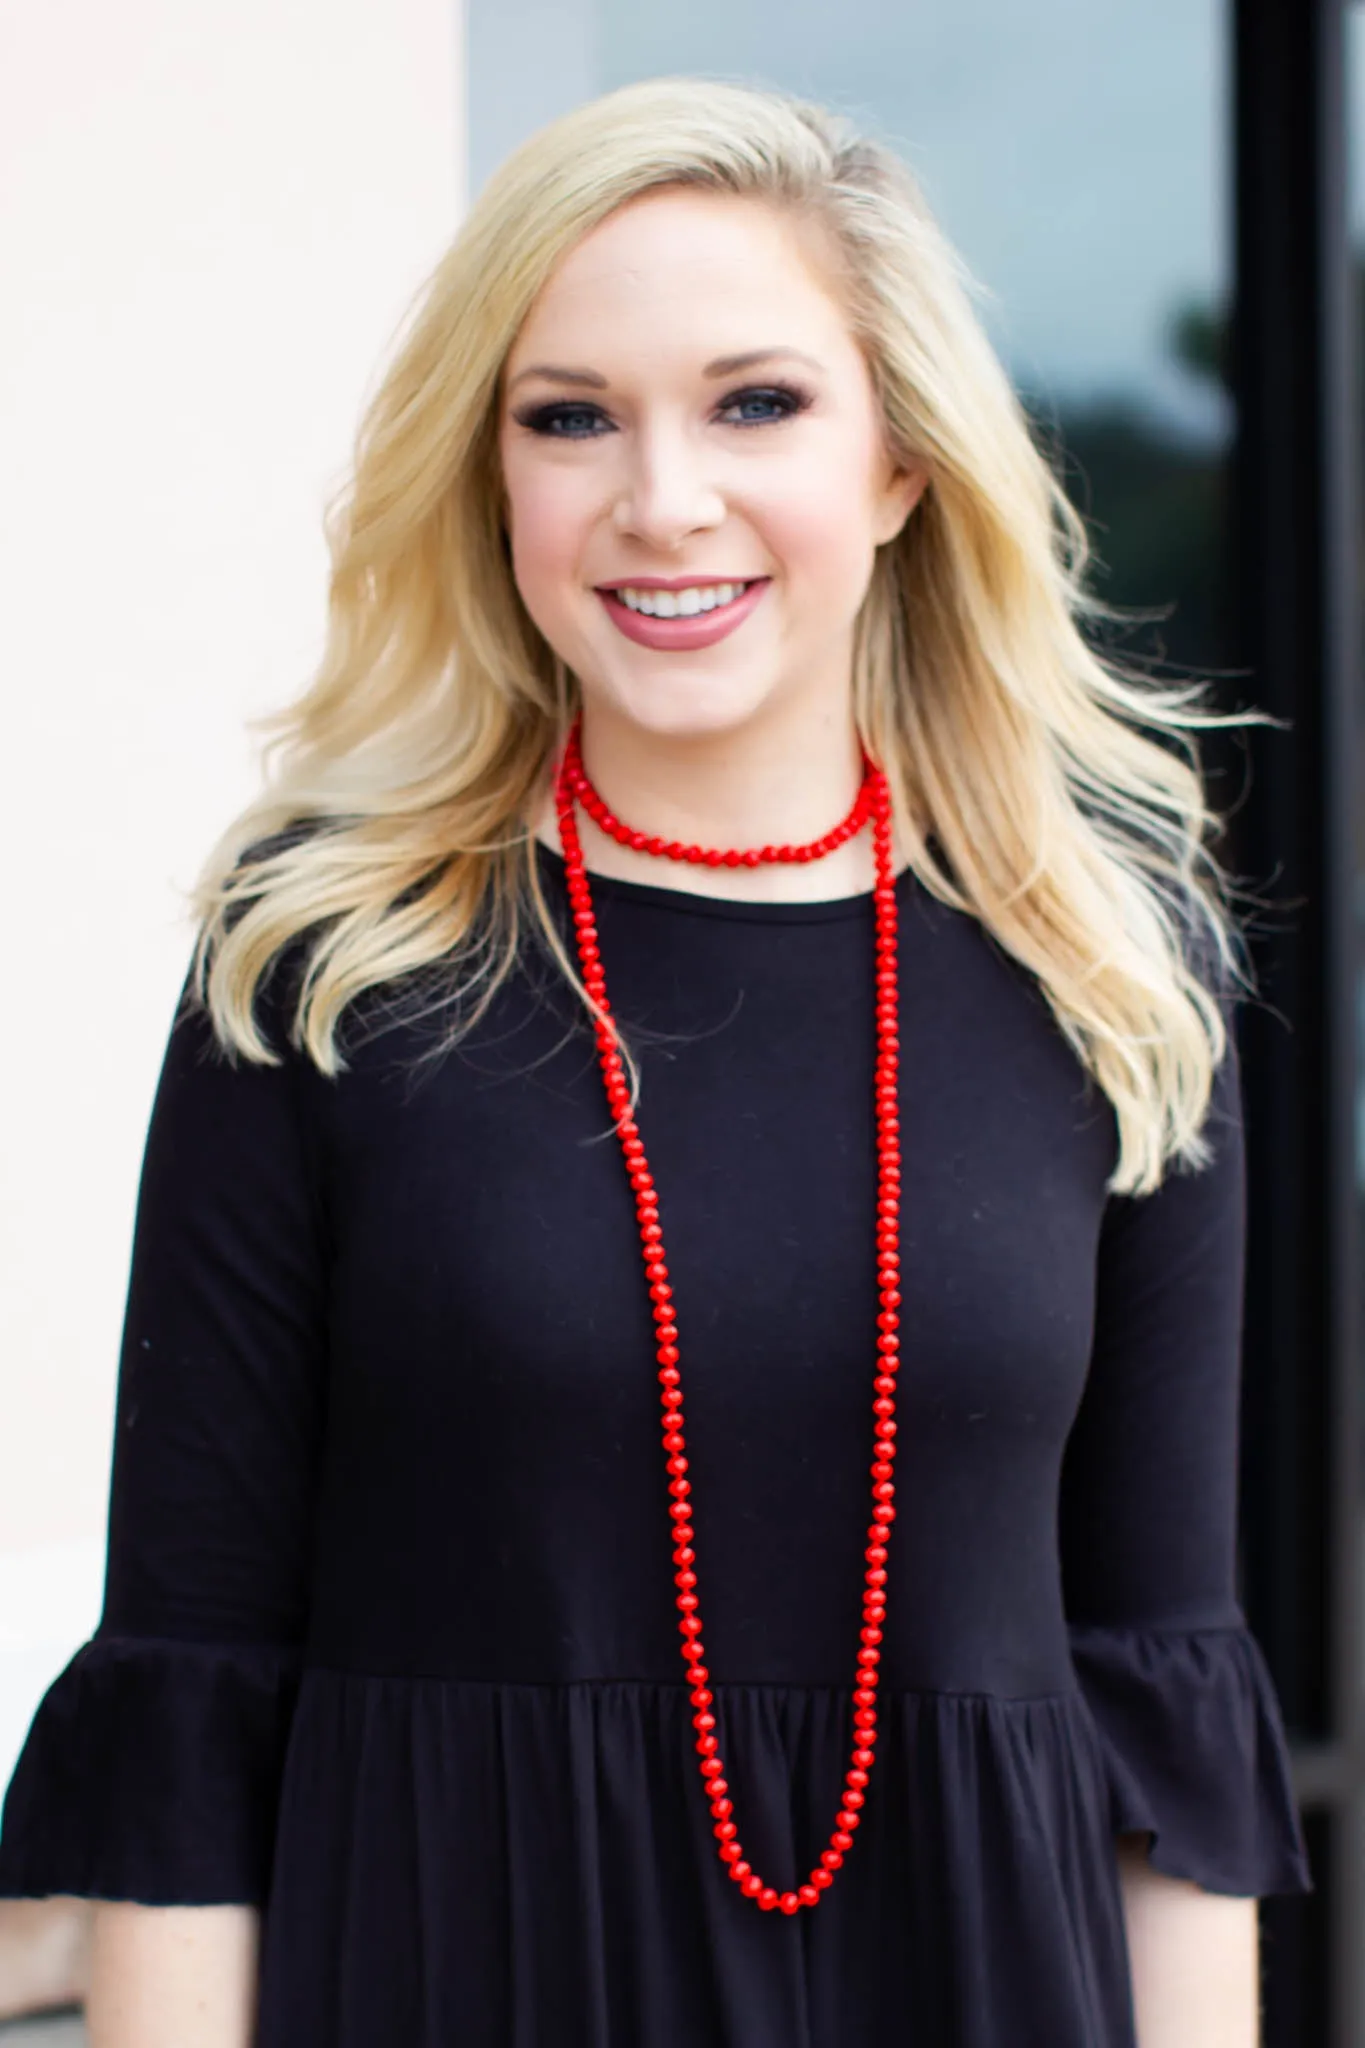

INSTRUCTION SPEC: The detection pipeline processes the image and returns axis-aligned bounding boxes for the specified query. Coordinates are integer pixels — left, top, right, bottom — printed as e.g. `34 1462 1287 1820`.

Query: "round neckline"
534 838 917 926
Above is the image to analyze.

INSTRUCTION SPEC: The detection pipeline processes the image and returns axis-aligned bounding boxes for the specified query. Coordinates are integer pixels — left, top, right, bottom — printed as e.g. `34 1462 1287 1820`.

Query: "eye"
716 382 813 428
513 401 614 440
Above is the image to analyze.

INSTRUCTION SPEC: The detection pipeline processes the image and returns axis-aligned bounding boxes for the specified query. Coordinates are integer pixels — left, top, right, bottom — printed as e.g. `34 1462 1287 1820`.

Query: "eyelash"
512 381 814 440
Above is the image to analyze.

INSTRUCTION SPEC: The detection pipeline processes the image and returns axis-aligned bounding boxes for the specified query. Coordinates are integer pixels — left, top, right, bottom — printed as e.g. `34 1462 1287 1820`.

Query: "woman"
0 75 1310 2047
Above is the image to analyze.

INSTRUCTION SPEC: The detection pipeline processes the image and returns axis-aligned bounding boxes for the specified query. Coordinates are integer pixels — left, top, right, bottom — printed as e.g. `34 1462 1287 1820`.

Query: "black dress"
0 846 1310 2046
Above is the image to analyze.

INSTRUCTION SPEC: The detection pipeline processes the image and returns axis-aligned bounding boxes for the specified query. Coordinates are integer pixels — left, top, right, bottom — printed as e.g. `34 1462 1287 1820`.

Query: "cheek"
500 451 595 615
755 437 886 599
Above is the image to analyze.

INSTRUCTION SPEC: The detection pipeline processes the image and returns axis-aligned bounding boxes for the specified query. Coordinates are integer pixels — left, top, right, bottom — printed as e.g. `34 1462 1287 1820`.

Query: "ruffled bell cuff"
1068 1622 1312 1897
0 1631 303 1905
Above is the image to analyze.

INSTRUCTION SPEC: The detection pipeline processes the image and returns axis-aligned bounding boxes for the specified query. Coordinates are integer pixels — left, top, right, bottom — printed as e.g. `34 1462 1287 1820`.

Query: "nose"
612 420 726 550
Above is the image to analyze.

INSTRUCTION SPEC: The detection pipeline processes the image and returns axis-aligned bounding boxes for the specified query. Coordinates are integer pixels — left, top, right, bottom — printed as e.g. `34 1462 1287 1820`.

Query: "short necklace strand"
553 722 902 1916
559 722 876 868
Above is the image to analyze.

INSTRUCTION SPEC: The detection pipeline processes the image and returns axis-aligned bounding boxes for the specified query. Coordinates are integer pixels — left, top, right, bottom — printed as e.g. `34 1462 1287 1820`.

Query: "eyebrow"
505 346 827 395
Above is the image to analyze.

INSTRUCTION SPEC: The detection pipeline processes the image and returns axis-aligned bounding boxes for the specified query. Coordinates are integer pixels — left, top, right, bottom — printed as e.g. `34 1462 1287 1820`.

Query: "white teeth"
615 581 748 618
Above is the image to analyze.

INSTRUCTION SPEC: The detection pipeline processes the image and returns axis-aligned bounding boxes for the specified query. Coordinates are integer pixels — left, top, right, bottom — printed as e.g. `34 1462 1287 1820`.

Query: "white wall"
0 1 464 1788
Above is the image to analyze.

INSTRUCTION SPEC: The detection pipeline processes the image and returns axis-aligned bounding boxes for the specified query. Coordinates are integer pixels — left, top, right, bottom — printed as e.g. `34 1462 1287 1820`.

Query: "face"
497 187 927 745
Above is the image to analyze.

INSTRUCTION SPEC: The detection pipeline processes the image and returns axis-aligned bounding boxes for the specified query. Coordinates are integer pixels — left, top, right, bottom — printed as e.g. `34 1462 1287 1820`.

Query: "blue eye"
717 384 810 426
515 402 612 439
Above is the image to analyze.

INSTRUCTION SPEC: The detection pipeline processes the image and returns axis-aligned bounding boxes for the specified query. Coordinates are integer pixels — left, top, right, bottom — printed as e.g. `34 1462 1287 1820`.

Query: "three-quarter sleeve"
1060 997 1312 1897
0 951 329 1906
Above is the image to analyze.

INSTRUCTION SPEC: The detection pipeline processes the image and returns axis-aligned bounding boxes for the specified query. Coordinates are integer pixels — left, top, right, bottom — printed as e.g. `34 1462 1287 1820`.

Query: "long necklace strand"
553 722 902 1916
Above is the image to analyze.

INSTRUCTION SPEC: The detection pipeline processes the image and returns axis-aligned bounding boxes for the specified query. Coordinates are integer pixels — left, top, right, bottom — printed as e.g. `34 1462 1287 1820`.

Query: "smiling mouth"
599 579 760 619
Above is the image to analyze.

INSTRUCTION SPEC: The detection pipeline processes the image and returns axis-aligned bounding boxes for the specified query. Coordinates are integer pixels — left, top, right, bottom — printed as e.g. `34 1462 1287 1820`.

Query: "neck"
538 699 887 903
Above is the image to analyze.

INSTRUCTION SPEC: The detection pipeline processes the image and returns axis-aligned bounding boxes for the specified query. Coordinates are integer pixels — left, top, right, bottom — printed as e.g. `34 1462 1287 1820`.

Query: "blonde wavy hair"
188 74 1270 1198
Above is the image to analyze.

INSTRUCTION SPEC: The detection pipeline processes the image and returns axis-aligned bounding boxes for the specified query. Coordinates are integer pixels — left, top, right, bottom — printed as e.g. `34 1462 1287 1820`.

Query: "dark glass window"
1347 12 1365 2028
1350 9 1365 1193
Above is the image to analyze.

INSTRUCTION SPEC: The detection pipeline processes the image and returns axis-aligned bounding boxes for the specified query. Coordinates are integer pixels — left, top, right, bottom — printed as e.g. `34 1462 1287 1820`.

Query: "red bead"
554 720 903 1918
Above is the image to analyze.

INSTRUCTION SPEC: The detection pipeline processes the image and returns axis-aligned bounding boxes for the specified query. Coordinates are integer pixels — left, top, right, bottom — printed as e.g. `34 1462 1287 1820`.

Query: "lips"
595 577 771 652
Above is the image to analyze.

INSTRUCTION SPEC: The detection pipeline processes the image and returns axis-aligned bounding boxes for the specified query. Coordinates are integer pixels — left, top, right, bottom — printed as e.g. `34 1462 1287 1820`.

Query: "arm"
1118 1836 1260 2048
0 951 328 2043
0 1897 93 2023
1060 999 1309 2046
87 1904 260 2048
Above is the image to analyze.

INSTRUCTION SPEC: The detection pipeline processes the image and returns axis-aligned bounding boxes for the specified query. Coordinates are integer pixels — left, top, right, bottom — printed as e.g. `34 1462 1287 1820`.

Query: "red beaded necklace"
553 719 902 1917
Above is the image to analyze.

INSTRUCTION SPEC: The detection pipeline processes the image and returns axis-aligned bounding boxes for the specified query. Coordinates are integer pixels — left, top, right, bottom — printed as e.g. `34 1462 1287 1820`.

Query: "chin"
582 665 782 744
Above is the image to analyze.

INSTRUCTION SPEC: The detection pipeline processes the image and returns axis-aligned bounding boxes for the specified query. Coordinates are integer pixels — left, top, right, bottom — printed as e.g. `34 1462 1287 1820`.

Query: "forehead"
504 189 853 370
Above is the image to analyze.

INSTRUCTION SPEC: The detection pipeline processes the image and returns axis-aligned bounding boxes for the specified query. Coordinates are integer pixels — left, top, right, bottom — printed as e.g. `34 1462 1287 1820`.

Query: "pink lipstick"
596 578 770 651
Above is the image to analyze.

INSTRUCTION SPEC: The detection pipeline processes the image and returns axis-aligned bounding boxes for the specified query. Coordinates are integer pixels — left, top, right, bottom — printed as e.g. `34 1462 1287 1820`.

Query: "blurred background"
1 0 1362 2038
